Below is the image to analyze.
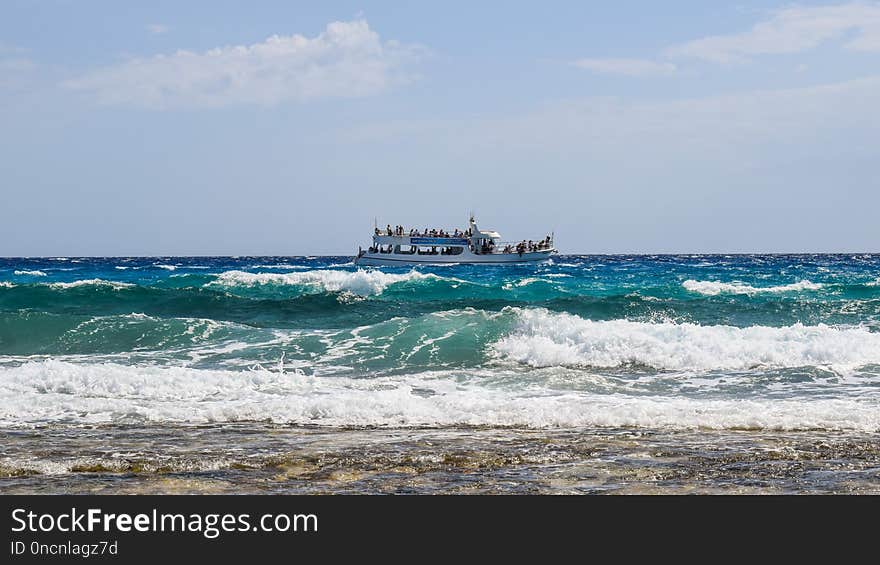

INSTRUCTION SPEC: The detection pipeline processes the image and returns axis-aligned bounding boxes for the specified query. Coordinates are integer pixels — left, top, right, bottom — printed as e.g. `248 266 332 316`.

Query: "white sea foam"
0 281 15 288
0 456 230 476
682 279 822 295
208 269 439 296
0 360 878 431
154 264 177 271
502 277 548 290
492 308 880 372
14 270 47 277
47 279 135 290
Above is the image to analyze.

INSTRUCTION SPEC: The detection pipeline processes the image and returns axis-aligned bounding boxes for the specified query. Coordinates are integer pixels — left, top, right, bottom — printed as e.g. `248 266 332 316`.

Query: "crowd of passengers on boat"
369 224 552 255
376 225 471 238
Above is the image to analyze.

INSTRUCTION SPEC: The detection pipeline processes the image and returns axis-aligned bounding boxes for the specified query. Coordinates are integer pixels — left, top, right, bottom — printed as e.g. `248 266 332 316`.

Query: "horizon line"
2 252 879 259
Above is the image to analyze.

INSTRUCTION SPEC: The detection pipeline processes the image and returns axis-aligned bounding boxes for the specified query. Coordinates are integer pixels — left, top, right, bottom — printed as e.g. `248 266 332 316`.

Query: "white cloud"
65 20 422 108
340 75 880 163
571 58 676 77
0 58 35 72
666 2 880 63
146 24 170 35
0 49 36 91
333 75 880 252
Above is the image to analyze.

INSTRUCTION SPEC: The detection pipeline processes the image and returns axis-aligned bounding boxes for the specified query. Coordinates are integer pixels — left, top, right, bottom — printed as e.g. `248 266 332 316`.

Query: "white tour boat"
354 215 556 266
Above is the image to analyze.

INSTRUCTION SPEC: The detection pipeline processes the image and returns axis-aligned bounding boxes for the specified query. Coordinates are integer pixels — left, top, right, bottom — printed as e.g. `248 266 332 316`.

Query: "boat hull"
354 249 556 266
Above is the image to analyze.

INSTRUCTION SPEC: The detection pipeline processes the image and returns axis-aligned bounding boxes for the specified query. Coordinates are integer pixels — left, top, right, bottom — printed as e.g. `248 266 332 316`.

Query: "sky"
1 0 879 255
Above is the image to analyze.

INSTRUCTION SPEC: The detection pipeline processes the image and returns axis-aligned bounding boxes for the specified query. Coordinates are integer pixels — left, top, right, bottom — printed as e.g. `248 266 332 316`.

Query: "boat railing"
375 233 471 239
480 240 554 254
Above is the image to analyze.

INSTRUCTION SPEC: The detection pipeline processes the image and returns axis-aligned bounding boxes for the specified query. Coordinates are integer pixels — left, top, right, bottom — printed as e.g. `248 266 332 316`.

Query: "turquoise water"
1 255 879 493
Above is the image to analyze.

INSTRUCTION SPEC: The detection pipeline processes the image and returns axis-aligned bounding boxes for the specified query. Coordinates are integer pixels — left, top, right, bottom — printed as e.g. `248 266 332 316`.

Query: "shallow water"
2 425 878 494
1 255 879 493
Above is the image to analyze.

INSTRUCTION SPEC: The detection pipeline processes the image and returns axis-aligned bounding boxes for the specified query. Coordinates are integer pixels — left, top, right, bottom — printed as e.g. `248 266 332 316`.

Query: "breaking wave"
47 279 135 290
492 308 880 372
208 269 442 296
682 279 823 296
1 360 878 431
502 277 554 290
13 270 47 277
4 256 880 437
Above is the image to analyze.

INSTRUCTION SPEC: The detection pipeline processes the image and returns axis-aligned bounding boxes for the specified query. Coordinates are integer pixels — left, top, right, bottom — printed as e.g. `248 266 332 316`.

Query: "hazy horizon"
4 250 880 259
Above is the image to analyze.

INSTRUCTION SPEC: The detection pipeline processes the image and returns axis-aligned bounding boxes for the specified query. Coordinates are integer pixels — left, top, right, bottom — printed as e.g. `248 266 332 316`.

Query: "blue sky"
2 1 879 255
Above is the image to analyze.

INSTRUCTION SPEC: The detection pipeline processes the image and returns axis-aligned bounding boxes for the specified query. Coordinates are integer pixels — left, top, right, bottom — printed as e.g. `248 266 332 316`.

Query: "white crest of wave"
492 308 880 372
209 269 439 295
47 279 134 289
1 360 878 431
14 270 47 277
682 279 822 295
0 281 15 288
502 277 548 290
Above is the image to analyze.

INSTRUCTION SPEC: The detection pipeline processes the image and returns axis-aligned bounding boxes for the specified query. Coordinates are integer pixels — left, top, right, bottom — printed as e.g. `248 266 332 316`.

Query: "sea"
1 255 879 494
